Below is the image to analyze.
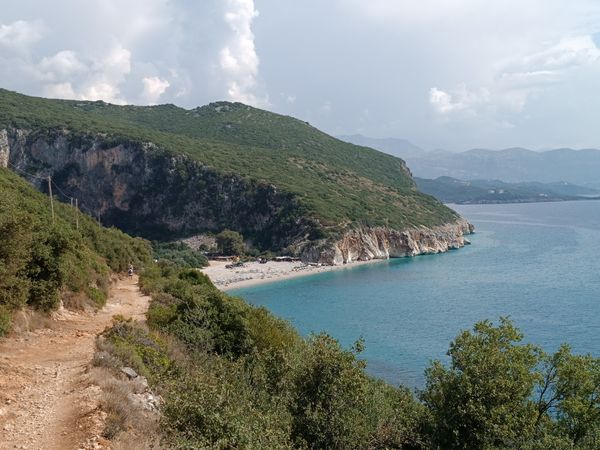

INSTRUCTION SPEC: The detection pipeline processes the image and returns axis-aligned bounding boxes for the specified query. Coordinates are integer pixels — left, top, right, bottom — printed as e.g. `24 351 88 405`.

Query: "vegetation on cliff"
0 168 151 334
96 261 600 449
0 89 458 245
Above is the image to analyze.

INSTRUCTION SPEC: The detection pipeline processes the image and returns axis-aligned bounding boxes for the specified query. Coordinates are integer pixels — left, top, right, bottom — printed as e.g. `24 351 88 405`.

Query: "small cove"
231 200 600 388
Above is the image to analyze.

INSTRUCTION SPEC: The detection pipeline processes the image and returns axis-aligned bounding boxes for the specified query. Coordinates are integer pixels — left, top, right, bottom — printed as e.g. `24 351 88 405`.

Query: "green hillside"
0 168 151 333
0 89 458 232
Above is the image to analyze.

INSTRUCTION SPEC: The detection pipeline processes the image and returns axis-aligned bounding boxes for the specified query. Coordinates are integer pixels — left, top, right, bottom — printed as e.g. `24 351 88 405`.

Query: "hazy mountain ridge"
344 134 600 187
415 176 600 204
428 147 600 186
337 134 425 158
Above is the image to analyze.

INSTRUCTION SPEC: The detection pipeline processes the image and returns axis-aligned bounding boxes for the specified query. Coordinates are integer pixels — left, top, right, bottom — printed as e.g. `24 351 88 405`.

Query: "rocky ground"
0 276 150 450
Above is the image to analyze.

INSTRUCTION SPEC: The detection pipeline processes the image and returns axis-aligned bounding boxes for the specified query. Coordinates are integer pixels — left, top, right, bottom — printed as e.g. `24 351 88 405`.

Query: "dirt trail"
0 276 150 450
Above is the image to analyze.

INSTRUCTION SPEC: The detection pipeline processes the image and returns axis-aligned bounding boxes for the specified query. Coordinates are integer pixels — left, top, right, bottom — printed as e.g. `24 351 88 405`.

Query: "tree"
216 229 245 256
422 318 541 449
290 334 370 450
536 345 600 446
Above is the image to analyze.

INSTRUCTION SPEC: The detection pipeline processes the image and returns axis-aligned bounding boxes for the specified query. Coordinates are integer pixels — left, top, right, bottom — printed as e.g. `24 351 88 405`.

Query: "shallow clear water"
231 200 600 388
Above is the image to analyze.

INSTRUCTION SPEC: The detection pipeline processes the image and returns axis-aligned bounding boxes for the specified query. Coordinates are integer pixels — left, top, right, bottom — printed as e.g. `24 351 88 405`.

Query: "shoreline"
201 259 386 291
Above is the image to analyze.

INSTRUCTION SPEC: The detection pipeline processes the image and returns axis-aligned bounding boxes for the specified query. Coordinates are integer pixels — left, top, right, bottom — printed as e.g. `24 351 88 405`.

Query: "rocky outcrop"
3 128 319 250
0 129 9 168
301 219 474 265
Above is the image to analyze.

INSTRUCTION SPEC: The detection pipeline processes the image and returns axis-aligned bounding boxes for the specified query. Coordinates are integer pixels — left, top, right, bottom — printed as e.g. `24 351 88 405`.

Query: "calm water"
231 200 600 388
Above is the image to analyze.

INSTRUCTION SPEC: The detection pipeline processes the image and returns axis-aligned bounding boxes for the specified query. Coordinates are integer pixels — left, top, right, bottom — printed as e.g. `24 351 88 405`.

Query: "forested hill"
0 89 459 254
0 167 151 334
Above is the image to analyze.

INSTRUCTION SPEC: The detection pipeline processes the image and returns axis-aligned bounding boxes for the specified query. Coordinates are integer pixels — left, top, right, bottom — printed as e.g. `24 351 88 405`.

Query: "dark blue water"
231 201 600 388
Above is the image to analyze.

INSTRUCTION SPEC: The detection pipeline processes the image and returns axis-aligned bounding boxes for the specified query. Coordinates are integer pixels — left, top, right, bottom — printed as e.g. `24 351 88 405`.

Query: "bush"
152 241 208 268
133 266 600 449
290 334 371 450
216 229 245 256
0 168 152 318
422 318 540 449
0 305 12 336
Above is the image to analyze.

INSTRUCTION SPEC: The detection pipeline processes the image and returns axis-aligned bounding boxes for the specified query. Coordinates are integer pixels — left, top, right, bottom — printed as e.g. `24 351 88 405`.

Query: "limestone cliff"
301 219 474 265
0 129 9 168
3 128 320 250
2 126 473 263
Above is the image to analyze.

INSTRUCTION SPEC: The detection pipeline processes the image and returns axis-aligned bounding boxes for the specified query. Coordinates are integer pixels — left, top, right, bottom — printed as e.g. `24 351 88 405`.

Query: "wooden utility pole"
48 176 55 225
75 198 79 230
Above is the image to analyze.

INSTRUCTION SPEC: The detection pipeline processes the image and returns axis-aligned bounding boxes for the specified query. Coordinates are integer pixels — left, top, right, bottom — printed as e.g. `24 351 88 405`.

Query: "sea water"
231 200 600 388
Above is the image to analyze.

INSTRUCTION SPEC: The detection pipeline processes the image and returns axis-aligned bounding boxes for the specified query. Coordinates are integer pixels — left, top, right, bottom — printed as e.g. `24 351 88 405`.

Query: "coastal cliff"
2 128 320 250
302 219 474 264
2 123 473 263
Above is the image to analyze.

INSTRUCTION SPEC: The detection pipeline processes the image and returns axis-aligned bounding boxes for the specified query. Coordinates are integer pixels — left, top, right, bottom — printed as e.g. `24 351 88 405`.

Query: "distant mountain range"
339 134 600 188
415 176 600 204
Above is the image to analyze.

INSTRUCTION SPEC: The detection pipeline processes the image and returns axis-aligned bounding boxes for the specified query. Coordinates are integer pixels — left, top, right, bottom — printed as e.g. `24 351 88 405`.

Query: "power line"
5 161 47 181
50 180 75 202
6 161 102 227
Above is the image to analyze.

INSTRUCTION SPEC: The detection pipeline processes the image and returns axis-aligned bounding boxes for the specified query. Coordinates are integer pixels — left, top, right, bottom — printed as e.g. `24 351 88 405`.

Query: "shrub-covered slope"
96 261 600 449
0 89 458 247
0 168 151 333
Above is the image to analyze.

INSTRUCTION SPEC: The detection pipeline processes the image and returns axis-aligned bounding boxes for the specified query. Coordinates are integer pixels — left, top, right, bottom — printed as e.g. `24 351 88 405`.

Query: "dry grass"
90 332 164 449
62 291 92 311
9 308 55 334
89 367 161 445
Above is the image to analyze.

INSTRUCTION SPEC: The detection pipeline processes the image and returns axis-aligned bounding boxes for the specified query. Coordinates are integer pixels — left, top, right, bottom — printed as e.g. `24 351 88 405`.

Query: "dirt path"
0 276 150 450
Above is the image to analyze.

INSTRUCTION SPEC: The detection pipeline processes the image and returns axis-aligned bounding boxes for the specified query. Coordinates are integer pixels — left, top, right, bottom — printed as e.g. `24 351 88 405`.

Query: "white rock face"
303 219 474 265
0 129 9 168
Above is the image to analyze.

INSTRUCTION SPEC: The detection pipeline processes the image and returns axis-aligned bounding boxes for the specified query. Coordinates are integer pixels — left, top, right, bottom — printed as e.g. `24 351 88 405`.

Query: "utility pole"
48 176 55 225
75 198 79 230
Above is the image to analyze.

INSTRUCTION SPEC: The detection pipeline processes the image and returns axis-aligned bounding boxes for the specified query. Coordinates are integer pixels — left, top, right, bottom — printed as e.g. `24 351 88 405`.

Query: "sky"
1 0 600 150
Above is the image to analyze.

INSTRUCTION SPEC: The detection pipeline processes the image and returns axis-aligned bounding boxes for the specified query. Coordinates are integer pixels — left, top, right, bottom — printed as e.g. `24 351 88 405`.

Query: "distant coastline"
444 195 600 206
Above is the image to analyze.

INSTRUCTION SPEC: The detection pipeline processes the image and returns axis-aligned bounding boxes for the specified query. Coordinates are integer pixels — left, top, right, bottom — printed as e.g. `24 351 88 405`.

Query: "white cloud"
218 0 267 106
429 88 460 114
525 35 600 70
0 1 268 108
142 76 170 104
100 46 132 83
0 20 43 51
43 82 76 99
39 50 87 80
429 85 490 115
430 34 600 119
39 45 132 104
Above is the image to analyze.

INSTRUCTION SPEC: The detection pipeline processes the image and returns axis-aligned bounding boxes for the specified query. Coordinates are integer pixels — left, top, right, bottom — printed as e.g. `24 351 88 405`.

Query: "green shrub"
216 229 245 256
0 168 152 316
134 265 600 449
290 334 371 450
0 305 11 336
152 241 208 268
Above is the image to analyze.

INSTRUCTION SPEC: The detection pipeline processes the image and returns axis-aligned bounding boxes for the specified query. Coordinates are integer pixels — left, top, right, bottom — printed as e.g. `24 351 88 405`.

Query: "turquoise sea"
231 200 600 388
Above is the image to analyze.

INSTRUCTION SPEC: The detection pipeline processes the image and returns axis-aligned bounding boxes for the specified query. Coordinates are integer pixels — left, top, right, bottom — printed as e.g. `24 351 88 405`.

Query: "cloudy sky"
2 0 600 150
